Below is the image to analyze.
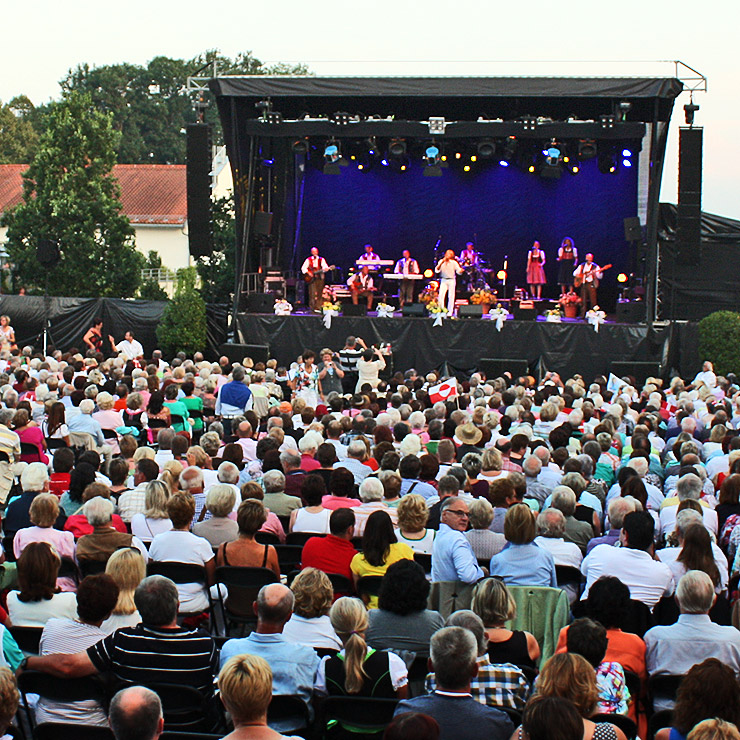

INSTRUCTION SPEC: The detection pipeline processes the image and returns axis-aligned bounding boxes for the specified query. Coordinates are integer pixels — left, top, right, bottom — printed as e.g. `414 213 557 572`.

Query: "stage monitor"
219 343 270 365
458 304 484 318
401 304 426 317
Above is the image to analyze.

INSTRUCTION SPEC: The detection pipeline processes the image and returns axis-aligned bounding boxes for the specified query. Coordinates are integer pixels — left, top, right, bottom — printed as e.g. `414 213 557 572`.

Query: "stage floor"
235 312 699 381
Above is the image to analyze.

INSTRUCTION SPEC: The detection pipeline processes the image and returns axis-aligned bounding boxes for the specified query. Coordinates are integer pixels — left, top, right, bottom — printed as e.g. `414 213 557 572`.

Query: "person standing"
435 250 463 315
573 254 603 317
526 241 546 299
0 315 15 351
301 247 330 312
557 237 578 294
318 348 344 399
394 250 420 307
83 319 115 355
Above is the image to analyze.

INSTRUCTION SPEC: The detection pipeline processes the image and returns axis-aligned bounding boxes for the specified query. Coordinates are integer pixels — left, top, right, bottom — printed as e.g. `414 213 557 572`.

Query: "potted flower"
419 282 439 305
469 288 497 314
544 307 562 322
558 290 582 318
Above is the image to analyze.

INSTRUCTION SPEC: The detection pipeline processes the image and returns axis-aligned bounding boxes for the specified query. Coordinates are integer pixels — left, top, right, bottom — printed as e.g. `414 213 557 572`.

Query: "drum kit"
459 250 494 292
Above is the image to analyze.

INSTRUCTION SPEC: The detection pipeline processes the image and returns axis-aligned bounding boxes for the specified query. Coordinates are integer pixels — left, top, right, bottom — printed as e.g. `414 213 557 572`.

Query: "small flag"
429 379 458 404
606 373 624 395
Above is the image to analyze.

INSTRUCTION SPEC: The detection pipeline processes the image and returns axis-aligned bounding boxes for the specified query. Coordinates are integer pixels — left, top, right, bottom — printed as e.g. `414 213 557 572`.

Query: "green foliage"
138 278 169 301
156 267 207 356
1 92 144 297
0 96 39 163
196 194 235 303
697 311 740 376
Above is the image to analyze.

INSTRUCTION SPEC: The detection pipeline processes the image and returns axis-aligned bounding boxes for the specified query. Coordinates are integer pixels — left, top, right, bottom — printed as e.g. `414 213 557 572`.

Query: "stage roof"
209 76 683 122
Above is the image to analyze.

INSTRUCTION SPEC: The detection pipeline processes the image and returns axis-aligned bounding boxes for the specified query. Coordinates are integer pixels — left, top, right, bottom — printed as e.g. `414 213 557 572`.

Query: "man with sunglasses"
431 497 486 584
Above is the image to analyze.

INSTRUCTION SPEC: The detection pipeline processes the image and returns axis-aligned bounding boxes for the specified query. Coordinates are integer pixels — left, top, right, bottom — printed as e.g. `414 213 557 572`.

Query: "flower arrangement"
322 286 335 302
322 300 340 312
273 299 293 315
544 307 562 322
419 282 439 304
376 302 396 318
425 300 446 315
469 288 496 305
489 303 509 331
558 291 582 306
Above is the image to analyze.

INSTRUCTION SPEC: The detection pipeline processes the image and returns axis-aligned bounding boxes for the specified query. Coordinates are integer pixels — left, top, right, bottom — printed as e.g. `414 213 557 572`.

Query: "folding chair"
146 561 213 621
9 626 43 655
267 695 312 737
319 696 398 738
34 724 114 740
213 566 280 635
286 531 325 547
591 713 638 740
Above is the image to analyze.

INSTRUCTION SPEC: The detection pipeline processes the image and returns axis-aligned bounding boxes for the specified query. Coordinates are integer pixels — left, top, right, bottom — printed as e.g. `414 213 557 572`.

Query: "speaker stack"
676 127 703 266
186 124 213 259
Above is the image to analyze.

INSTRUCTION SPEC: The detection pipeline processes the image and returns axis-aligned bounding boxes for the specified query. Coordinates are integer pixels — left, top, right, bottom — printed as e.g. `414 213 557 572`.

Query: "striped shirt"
87 623 218 694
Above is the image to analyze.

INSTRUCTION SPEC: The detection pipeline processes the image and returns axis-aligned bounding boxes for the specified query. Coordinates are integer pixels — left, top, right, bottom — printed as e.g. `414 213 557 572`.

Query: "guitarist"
348 266 376 310
301 247 331 311
573 253 605 317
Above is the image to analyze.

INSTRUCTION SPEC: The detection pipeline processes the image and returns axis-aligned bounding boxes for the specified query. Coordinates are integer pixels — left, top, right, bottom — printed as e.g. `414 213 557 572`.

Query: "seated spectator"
465 497 506 560
301 507 358 580
352 477 398 536
660 473 718 538
14 408 48 463
565 617 629 715
398 453 437 500
149 492 215 614
25 575 218 696
427 474 463 530
92 392 124 452
581 511 674 609
394 492 436 554
298 432 322 472
351 510 414 608
462 452 489 498
67 399 105 447
282 567 342 650
130 480 174 544
49 447 75 498
240 481 286 543
654 659 740 740
63 482 128 537
322 467 361 510
103 547 146 633
4 462 63 539
7 541 77 626
76 497 148 564
107 457 132 500
518 695 585 740
586 497 636 554
118 458 160 523
535 653 628 740
426 609 531 711
289 474 331 534
263 469 302 518
108 686 163 740
534 507 583 602
686 719 740 740
0 668 19 740
333 439 373 486
384 712 441 740
488 477 520 534
192 484 238 547
551 485 594 553
42 402 70 448
366 559 444 657
318 596 408 699
394 626 514 740
180 466 207 524
645 571 740 691
215 499 280 576
220 583 319 733
431 496 486 585
471 577 540 670
489 503 557 587
37 574 120 726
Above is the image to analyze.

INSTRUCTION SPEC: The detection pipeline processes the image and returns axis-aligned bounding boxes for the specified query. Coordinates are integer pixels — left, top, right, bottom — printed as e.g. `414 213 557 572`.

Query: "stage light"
381 159 389 166
441 155 448 162
578 139 597 160
528 165 536 173
617 273 628 283
563 156 570 163
400 164 407 171
463 165 471 172
572 165 580 173
331 111 352 125
264 111 283 125
497 269 507 280
424 269 434 278
600 114 616 129
618 101 632 121
389 139 406 158
291 139 309 154
500 136 517 165
455 152 462 159
324 143 340 163
523 116 537 132
623 159 632 168
425 144 441 166
545 143 562 166
598 147 619 174
357 164 364 170
470 155 477 162
477 139 496 159
499 160 510 167
622 149 632 158
684 100 700 125
428 117 447 135
350 155 356 160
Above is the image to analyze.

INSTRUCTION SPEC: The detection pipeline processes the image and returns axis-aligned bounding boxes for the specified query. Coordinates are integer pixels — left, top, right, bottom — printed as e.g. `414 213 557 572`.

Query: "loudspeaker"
401 303 426 317
609 361 661 385
616 300 646 323
676 127 703 266
219 343 270 365
479 358 530 378
245 293 274 313
254 211 273 236
623 217 642 242
36 238 60 267
343 303 367 316
186 123 213 259
513 300 544 320
458 304 484 318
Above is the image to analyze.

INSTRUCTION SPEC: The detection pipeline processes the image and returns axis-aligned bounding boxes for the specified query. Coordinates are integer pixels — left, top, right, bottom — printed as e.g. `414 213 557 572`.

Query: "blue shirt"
400 478 438 501
220 632 319 731
215 380 252 417
67 414 105 446
431 523 485 584
489 542 557 587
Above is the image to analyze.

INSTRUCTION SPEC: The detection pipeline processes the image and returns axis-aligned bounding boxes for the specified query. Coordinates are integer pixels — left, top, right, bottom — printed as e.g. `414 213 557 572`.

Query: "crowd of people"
0 336 739 740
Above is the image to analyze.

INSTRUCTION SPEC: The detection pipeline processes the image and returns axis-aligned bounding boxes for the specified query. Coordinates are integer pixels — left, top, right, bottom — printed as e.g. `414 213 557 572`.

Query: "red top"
49 472 71 498
64 514 128 538
301 534 358 580
300 455 321 472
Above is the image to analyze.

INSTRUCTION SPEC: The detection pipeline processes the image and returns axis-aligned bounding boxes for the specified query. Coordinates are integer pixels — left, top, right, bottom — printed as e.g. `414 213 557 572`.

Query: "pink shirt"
322 495 361 510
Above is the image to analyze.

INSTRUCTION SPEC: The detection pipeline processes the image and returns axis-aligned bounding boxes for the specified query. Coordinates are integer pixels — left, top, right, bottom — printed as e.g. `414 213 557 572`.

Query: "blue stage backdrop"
297 155 638 296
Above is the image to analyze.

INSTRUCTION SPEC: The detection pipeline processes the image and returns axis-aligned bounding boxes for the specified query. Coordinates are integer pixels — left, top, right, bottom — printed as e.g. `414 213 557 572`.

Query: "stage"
234 312 700 382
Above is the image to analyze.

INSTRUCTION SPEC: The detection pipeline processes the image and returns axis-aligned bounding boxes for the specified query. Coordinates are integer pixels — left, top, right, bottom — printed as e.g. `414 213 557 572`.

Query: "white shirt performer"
115 332 144 361
394 250 420 307
301 247 330 311
435 250 463 314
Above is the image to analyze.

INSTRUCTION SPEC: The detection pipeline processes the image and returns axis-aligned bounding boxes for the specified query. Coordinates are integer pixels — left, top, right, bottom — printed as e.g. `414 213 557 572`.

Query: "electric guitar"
574 263 612 288
304 265 336 283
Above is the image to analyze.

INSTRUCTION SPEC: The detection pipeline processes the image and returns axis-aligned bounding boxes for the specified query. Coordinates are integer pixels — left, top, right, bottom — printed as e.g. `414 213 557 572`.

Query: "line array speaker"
186 123 213 259
676 127 703 266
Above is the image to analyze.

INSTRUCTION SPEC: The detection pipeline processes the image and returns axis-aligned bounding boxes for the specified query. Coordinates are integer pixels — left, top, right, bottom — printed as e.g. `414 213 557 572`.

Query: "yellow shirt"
350 542 415 609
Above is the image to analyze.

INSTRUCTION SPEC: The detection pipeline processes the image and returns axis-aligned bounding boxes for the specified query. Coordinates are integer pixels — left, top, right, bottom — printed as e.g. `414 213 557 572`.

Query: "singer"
435 249 463 314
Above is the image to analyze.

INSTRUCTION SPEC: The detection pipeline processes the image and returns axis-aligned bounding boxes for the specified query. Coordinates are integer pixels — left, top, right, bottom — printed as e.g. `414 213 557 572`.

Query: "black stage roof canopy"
209 75 683 121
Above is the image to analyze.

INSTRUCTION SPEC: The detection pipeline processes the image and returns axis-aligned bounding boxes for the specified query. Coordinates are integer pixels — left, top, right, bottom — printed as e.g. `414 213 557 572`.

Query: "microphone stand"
502 255 508 300
433 235 442 268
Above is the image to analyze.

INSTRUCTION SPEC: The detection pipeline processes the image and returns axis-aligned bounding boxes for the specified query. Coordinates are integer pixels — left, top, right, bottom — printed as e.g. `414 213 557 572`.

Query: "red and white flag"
428 379 458 404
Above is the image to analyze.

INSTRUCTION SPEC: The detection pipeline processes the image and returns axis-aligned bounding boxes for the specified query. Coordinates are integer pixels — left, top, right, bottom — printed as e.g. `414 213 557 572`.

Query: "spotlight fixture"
291 139 309 154
423 269 434 278
544 141 562 166
477 139 496 159
331 111 353 125
324 142 340 163
578 139 597 160
499 136 517 166
598 150 618 174
428 117 447 135
600 114 616 129
425 144 441 166
684 100 700 125
523 116 537 132
618 101 632 121
617 273 628 283
388 139 407 158
496 269 507 280
264 111 283 125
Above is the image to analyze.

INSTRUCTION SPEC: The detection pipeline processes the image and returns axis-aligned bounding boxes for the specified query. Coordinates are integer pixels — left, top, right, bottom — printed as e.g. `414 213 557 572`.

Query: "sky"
2 0 737 218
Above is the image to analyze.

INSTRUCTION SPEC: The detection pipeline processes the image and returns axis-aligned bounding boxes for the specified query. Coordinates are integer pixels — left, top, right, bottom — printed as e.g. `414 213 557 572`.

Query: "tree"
698 311 740 376
0 96 39 163
156 267 207 356
1 91 144 297
138 251 169 301
195 194 236 303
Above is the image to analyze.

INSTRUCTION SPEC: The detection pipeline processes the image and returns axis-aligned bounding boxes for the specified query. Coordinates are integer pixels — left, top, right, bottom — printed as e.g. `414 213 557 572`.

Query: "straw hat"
455 422 483 446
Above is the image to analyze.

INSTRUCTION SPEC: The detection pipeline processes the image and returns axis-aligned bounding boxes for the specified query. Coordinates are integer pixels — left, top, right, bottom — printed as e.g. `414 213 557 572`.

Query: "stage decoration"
490 304 508 332
544 308 562 323
273 299 293 316
376 303 396 318
586 307 606 332
469 288 496 314
426 300 447 326
322 300 341 329
558 290 582 319
419 282 439 304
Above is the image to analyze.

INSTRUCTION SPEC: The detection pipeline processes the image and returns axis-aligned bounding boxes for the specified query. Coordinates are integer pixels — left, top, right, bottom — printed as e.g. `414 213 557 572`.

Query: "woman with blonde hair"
317 596 407 699
472 577 540 669
687 720 740 740
160 459 184 496
102 547 146 633
394 493 435 554
535 653 627 740
282 567 342 650
130 480 173 544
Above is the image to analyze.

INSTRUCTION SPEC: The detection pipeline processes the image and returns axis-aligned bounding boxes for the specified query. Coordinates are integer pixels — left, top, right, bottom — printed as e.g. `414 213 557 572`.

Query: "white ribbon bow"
322 309 338 329
274 301 293 316
432 311 447 327
586 311 606 332
376 305 396 319
546 314 561 323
